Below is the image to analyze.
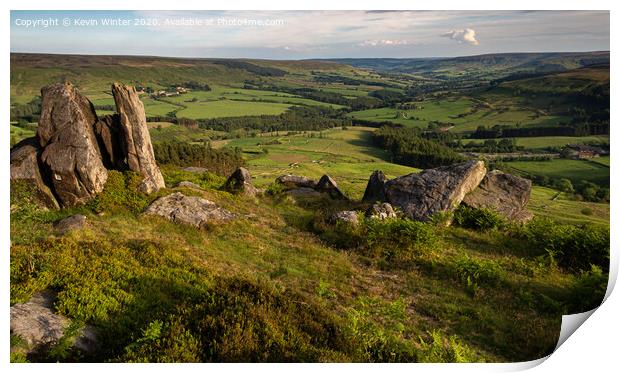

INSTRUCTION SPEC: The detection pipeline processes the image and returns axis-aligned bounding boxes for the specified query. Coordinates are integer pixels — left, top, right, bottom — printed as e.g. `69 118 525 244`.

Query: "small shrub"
345 296 415 362
523 218 610 273
454 205 504 231
580 208 594 216
566 265 608 313
453 255 505 296
365 218 438 262
417 330 481 363
88 171 150 214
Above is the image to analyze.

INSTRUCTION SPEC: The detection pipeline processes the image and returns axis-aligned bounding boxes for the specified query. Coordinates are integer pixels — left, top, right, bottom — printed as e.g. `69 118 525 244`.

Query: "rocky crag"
10 82 165 208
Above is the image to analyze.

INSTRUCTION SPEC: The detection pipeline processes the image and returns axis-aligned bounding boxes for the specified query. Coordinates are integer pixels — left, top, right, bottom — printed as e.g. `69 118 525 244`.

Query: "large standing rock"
362 170 387 203
145 192 236 228
37 83 108 207
225 167 258 197
10 291 98 355
384 160 486 221
316 175 347 200
462 170 533 222
276 174 318 189
10 137 59 209
111 82 165 193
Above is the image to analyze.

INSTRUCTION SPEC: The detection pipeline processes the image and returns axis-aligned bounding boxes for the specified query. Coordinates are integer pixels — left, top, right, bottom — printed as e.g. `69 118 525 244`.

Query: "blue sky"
10 10 610 59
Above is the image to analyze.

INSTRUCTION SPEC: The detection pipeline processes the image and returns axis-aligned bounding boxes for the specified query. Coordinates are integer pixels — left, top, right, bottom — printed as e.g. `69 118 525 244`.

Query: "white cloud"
359 39 410 47
442 28 480 45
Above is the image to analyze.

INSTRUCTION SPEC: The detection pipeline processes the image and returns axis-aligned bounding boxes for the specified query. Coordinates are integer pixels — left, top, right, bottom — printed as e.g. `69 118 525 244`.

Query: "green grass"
528 187 609 226
462 136 609 150
10 125 36 146
503 159 609 186
175 99 291 119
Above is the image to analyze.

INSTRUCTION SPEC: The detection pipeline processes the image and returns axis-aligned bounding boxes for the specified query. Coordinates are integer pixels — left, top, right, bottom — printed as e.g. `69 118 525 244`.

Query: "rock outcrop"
284 187 322 198
366 202 397 220
10 138 59 209
462 170 533 222
225 167 258 197
111 82 165 193
37 83 108 207
145 192 236 228
10 291 97 355
384 160 486 221
362 170 387 203
276 174 318 189
316 175 347 200
10 82 168 209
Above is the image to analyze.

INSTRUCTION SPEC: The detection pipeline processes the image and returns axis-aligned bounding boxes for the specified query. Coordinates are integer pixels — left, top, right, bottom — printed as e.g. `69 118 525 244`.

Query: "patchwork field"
502 159 610 186
462 136 609 150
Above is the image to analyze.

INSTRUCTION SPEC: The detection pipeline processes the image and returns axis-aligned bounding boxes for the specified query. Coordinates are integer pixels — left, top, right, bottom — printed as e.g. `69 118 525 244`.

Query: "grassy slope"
11 167 588 363
462 136 609 149
502 159 610 187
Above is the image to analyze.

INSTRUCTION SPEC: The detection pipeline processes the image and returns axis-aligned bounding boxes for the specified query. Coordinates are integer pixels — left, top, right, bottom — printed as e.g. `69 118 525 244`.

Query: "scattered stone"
384 160 486 221
366 202 397 220
183 166 208 173
284 187 322 198
54 214 87 234
329 210 360 226
145 192 235 228
362 170 387 203
463 170 533 222
316 175 347 199
224 167 258 197
37 82 108 207
276 174 318 189
176 181 202 189
10 291 98 354
111 82 165 193
10 137 59 209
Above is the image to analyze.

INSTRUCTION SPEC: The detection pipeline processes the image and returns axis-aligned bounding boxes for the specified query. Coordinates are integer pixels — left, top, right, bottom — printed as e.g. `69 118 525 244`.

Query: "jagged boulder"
276 174 318 189
384 160 486 221
362 170 387 203
145 192 235 228
225 167 258 197
462 170 533 222
37 83 108 207
10 291 98 355
10 137 59 209
366 202 397 220
111 82 165 193
316 175 347 200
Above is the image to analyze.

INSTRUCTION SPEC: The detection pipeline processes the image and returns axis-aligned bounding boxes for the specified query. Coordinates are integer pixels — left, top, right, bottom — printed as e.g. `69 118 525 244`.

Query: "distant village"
136 85 190 98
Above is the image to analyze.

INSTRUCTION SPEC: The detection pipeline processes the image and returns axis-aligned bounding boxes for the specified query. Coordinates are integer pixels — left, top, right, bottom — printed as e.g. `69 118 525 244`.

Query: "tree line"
152 142 245 176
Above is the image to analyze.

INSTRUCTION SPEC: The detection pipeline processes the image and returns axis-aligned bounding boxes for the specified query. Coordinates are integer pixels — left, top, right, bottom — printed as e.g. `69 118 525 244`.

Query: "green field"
10 124 35 146
349 96 569 133
462 136 609 150
502 159 609 186
221 127 416 198
528 186 609 226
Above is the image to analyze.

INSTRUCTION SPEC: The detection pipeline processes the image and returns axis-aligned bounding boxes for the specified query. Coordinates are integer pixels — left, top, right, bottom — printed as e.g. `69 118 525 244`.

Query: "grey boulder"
384 160 486 221
362 170 387 203
10 291 97 354
276 174 318 189
462 170 533 222
145 192 235 228
224 167 258 197
316 175 347 200
54 214 87 235
10 137 59 209
329 210 360 226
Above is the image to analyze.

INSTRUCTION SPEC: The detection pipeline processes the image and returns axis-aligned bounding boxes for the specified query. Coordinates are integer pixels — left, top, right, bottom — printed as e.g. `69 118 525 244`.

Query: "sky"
10 10 610 59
